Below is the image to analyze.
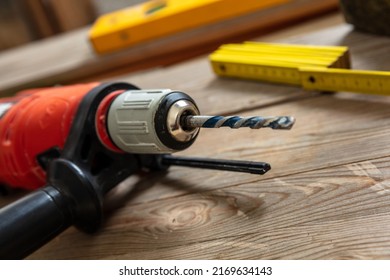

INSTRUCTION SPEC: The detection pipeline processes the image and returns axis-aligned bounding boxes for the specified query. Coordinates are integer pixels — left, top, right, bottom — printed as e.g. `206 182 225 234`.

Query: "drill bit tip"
184 115 295 130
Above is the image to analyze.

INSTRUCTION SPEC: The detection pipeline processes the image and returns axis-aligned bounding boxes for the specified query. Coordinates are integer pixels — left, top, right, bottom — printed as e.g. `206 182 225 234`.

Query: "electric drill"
0 82 295 259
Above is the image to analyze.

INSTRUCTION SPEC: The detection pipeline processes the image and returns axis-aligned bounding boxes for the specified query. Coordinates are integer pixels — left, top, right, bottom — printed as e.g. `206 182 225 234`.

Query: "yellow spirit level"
89 0 289 54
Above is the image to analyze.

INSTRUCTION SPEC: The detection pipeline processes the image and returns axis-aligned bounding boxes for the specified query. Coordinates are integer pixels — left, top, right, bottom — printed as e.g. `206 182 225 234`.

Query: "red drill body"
0 83 100 190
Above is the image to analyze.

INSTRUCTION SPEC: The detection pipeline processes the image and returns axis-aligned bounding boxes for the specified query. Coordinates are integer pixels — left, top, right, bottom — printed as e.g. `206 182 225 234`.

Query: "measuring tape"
210 42 390 96
300 68 390 95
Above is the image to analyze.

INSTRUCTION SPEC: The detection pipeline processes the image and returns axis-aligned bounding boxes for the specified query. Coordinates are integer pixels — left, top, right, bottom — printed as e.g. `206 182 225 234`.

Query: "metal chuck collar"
107 89 201 154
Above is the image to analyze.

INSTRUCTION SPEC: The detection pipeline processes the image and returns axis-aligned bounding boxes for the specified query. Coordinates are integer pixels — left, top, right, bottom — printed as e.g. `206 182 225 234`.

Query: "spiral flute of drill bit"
184 115 295 130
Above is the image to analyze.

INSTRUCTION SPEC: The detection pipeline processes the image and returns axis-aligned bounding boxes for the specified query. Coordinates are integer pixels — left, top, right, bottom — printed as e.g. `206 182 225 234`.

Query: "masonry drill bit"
184 115 295 130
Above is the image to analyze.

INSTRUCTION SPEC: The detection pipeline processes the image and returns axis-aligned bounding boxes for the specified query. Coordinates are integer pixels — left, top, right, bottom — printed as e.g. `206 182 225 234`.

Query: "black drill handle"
0 186 72 259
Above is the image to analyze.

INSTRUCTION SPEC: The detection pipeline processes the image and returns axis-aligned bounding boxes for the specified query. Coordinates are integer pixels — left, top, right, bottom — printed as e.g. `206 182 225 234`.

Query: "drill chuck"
106 89 200 154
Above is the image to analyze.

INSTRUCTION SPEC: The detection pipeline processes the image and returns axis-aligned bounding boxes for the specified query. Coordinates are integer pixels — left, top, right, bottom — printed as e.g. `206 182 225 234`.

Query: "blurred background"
0 0 144 52
1 0 389 95
1 0 390 53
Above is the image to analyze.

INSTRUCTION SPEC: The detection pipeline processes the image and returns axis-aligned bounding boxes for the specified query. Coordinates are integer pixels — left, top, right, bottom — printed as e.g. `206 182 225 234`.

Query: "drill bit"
184 115 295 130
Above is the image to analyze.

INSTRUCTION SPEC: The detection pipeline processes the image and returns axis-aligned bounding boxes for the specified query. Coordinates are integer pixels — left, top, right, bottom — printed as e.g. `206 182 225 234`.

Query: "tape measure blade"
210 59 301 85
300 68 390 96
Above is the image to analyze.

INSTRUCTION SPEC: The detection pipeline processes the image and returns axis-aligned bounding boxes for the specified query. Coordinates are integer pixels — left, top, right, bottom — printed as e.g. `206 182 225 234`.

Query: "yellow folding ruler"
209 42 390 96
89 0 289 54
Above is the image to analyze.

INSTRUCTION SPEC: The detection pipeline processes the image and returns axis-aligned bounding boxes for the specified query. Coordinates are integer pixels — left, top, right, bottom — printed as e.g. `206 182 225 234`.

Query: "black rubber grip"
0 186 72 259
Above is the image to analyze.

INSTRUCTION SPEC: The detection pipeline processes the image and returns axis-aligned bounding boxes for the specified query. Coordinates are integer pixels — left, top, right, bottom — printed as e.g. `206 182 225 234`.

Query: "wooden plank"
28 156 390 259
0 0 339 95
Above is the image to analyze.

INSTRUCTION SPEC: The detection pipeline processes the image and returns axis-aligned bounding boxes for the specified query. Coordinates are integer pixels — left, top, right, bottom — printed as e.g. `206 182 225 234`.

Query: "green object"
340 0 390 36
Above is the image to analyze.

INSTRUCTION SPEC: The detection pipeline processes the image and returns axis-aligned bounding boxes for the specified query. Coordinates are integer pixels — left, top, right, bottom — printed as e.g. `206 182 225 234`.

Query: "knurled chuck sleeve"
107 89 200 154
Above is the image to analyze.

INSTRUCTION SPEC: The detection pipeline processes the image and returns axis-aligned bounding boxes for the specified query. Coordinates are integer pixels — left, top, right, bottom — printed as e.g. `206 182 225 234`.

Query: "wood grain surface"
1 12 390 259
30 157 390 259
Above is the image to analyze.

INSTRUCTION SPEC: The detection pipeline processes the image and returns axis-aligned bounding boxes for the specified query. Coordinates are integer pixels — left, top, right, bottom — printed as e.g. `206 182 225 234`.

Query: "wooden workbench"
2 13 390 259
